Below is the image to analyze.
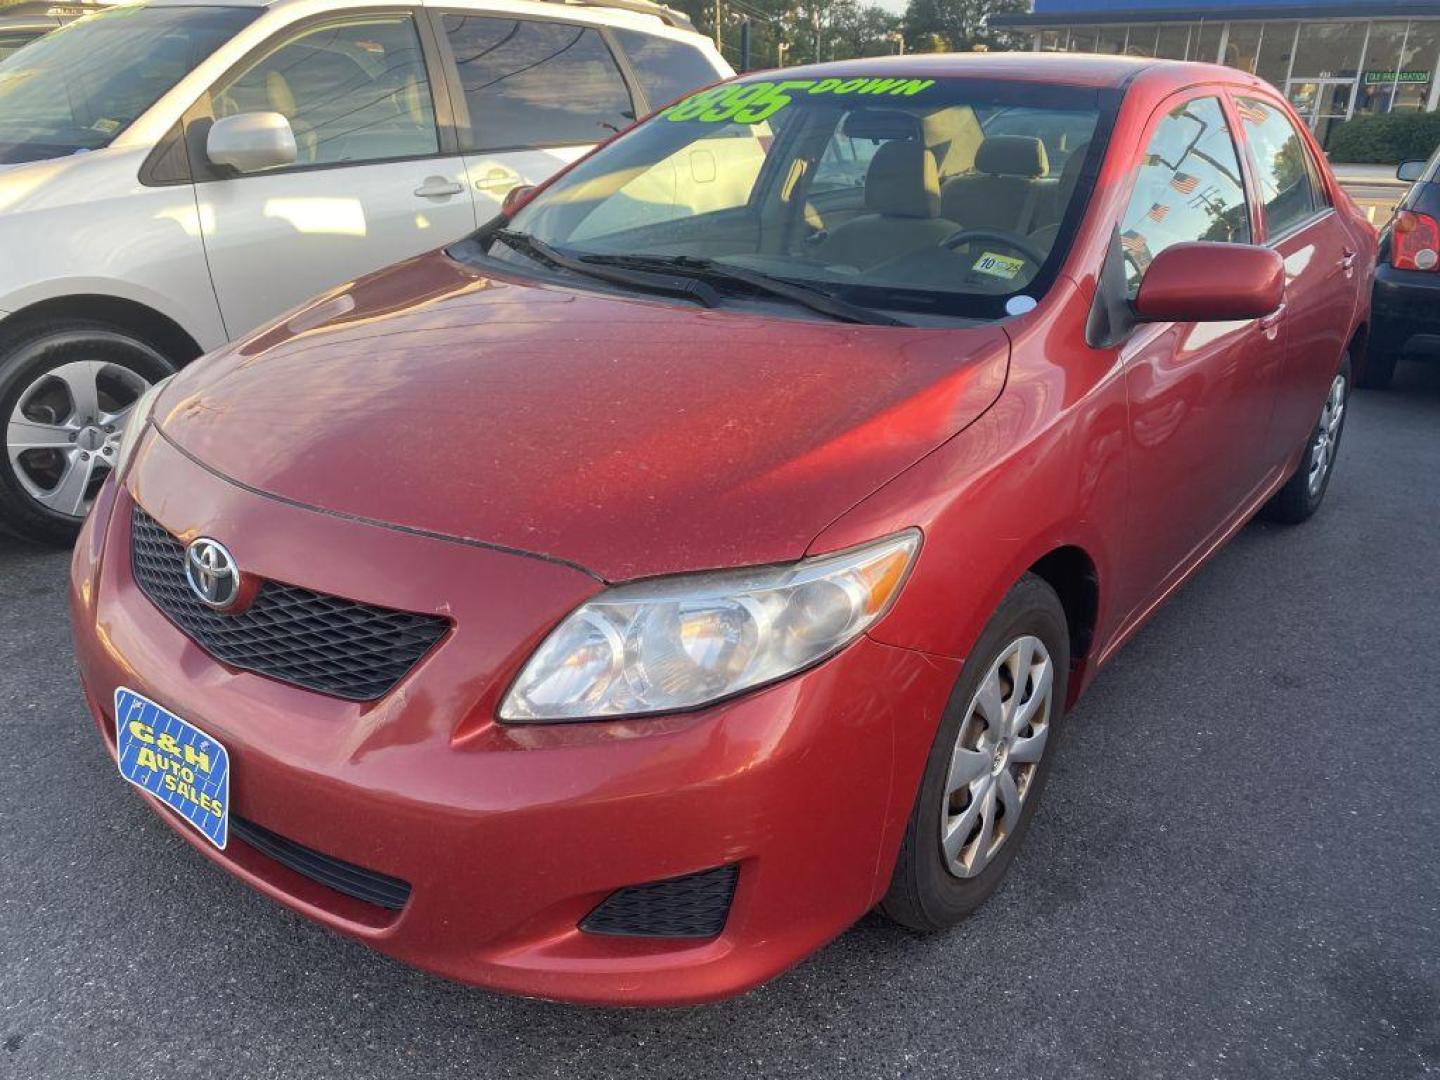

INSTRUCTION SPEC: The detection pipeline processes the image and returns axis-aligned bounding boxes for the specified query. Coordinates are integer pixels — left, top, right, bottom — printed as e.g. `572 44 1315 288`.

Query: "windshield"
500 75 1110 320
0 4 256 164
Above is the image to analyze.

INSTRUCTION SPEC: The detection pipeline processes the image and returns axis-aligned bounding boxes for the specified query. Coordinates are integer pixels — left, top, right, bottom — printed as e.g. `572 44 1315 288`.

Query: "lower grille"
230 816 411 911
129 505 448 701
581 865 739 938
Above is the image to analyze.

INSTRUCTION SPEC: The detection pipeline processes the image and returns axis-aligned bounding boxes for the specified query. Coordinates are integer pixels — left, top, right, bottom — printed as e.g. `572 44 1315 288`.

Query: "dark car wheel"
1262 353 1351 525
880 573 1070 932
0 320 176 546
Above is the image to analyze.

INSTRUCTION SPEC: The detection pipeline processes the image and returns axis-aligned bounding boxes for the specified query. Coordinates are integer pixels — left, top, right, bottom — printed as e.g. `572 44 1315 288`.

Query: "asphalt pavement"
2 361 1438 1080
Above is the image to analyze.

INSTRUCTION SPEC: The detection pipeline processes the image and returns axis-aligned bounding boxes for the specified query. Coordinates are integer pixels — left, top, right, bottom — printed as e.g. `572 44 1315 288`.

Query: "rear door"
433 13 637 218
1114 91 1283 610
1229 92 1359 466
190 10 477 337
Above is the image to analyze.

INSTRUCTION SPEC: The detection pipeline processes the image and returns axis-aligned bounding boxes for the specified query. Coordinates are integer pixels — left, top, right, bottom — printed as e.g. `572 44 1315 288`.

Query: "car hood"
157 252 1010 582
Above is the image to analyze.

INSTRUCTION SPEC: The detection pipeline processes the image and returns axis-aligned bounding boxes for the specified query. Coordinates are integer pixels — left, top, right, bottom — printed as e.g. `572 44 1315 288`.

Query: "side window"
811 131 884 195
1235 96 1322 237
1118 95 1250 296
211 16 438 167
441 16 635 150
612 28 716 109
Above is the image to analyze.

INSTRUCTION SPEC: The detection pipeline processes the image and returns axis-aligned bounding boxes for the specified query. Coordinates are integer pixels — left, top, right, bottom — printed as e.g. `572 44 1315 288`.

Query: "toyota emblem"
185 538 241 610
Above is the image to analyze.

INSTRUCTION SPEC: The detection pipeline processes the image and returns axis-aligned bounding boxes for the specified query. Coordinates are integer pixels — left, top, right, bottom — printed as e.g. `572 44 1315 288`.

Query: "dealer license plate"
114 687 230 850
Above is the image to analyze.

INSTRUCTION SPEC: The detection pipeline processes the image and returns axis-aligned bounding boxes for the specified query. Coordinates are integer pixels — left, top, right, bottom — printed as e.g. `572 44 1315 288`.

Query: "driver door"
189 12 477 338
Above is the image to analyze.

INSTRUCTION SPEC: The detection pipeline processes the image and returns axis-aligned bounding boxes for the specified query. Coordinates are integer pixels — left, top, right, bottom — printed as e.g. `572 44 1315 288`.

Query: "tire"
1261 352 1351 526
880 573 1071 933
0 320 176 546
1355 340 1396 390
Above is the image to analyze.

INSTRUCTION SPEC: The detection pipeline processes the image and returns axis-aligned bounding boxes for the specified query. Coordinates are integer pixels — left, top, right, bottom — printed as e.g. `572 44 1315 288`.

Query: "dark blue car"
1366 146 1440 388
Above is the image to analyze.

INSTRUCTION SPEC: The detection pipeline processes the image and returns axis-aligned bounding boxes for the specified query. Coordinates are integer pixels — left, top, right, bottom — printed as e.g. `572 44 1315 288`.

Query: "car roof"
140 0 698 33
741 52 1254 93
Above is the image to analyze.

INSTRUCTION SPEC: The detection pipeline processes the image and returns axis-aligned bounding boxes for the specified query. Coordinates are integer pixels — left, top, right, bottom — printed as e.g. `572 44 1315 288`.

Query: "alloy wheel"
940 635 1054 879
1307 373 1347 497
6 360 151 518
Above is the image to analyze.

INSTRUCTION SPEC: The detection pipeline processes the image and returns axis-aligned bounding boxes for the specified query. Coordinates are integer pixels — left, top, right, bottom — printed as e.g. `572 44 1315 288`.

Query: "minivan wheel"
1262 353 1351 526
0 321 176 546
880 574 1070 932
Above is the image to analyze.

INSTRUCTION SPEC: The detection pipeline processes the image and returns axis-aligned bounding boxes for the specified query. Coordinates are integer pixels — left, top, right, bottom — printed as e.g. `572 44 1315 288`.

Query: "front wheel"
880 574 1071 932
1262 353 1351 525
0 321 176 546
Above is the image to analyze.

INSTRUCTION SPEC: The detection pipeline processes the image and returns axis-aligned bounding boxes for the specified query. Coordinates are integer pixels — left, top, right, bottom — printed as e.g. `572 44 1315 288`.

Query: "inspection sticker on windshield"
115 687 229 850
972 252 1025 280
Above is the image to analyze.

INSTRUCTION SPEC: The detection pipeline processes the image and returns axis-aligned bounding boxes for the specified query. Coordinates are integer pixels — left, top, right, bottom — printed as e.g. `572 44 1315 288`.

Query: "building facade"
992 0 1440 145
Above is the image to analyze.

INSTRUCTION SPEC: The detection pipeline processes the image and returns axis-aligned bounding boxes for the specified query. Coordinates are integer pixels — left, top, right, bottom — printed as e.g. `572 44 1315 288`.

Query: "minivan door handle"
414 177 464 199
1340 249 1358 276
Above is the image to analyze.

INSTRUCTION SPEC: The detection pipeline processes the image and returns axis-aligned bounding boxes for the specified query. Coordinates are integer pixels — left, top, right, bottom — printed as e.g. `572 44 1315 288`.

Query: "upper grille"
581 865 739 938
130 506 448 701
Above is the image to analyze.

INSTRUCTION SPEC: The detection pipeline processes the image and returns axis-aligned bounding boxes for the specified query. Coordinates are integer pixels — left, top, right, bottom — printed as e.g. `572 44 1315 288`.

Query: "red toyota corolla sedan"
70 54 1373 1005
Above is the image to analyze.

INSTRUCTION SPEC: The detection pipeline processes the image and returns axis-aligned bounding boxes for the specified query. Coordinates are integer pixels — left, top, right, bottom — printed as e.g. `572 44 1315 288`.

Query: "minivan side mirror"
1397 160 1427 184
1133 241 1285 323
206 112 297 174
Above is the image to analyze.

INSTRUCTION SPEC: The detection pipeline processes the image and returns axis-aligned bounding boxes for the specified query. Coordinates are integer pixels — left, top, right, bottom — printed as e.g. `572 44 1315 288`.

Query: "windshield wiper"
490 230 720 309
578 254 908 327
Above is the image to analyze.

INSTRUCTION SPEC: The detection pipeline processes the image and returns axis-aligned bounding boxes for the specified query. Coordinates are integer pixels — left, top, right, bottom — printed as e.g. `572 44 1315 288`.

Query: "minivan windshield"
498 75 1109 320
0 4 256 164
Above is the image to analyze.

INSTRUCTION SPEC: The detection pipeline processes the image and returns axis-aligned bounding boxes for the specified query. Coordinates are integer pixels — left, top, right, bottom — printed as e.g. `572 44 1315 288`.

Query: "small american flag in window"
1169 171 1199 195
1236 100 1270 125
1147 203 1170 223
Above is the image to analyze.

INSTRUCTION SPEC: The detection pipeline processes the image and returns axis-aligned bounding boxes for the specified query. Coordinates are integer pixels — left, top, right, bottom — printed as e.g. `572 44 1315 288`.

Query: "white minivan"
0 0 729 542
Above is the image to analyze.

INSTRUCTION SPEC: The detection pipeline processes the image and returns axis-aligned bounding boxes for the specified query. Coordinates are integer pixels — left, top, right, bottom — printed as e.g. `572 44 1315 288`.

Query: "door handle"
414 177 464 199
1340 249 1358 271
1258 303 1285 339
473 167 519 192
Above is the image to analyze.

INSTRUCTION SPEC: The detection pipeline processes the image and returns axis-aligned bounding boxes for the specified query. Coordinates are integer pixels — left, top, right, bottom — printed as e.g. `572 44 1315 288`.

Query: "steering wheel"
941 227 1046 266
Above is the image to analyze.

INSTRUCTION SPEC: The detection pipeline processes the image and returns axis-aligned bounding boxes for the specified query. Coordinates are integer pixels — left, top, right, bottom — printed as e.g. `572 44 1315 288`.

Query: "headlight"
113 375 173 478
500 530 920 722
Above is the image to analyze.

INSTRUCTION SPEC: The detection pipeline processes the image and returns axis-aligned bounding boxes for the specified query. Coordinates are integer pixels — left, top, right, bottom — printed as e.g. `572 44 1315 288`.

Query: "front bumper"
1372 263 1440 357
70 434 959 1005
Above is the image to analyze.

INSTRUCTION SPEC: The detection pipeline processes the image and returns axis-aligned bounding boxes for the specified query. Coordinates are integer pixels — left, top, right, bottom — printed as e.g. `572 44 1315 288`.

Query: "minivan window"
611 29 716 110
1235 96 1321 237
442 16 635 151
497 77 1109 320
1118 96 1250 295
211 16 438 167
0 4 256 164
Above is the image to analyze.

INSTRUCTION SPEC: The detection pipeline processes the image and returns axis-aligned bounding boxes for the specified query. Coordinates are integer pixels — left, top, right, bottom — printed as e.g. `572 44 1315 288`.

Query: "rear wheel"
1262 353 1350 525
0 321 175 545
880 574 1070 932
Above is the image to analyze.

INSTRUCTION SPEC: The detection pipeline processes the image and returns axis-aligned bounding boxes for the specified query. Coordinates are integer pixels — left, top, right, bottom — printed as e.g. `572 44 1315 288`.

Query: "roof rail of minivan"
536 0 697 33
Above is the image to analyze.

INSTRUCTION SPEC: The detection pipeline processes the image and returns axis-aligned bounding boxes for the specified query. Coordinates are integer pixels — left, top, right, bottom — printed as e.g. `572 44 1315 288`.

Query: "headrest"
975 135 1049 178
864 141 941 219
1057 141 1090 205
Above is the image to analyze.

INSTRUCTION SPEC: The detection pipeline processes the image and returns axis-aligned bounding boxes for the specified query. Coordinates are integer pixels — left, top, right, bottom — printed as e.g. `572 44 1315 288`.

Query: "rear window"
441 16 636 151
612 28 717 110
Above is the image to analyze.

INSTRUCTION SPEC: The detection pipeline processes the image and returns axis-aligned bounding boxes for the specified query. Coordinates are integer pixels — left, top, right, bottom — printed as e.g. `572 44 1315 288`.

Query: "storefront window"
1255 22 1297 87
1394 22 1440 110
1292 21 1363 78
1097 25 1127 55
1155 24 1191 60
1069 27 1098 53
1224 23 1263 75
1356 22 1409 115
1192 21 1223 64
1126 25 1155 56
1039 29 1067 52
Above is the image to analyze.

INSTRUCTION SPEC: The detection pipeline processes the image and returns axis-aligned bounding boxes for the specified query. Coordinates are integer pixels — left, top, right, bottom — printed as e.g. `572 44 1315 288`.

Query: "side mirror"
1134 241 1285 323
206 112 297 174
1397 160 1427 184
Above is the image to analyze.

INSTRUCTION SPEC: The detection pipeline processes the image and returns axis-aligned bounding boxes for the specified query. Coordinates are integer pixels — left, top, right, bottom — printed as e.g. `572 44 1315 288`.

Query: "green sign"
1364 70 1431 85
663 77 937 125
